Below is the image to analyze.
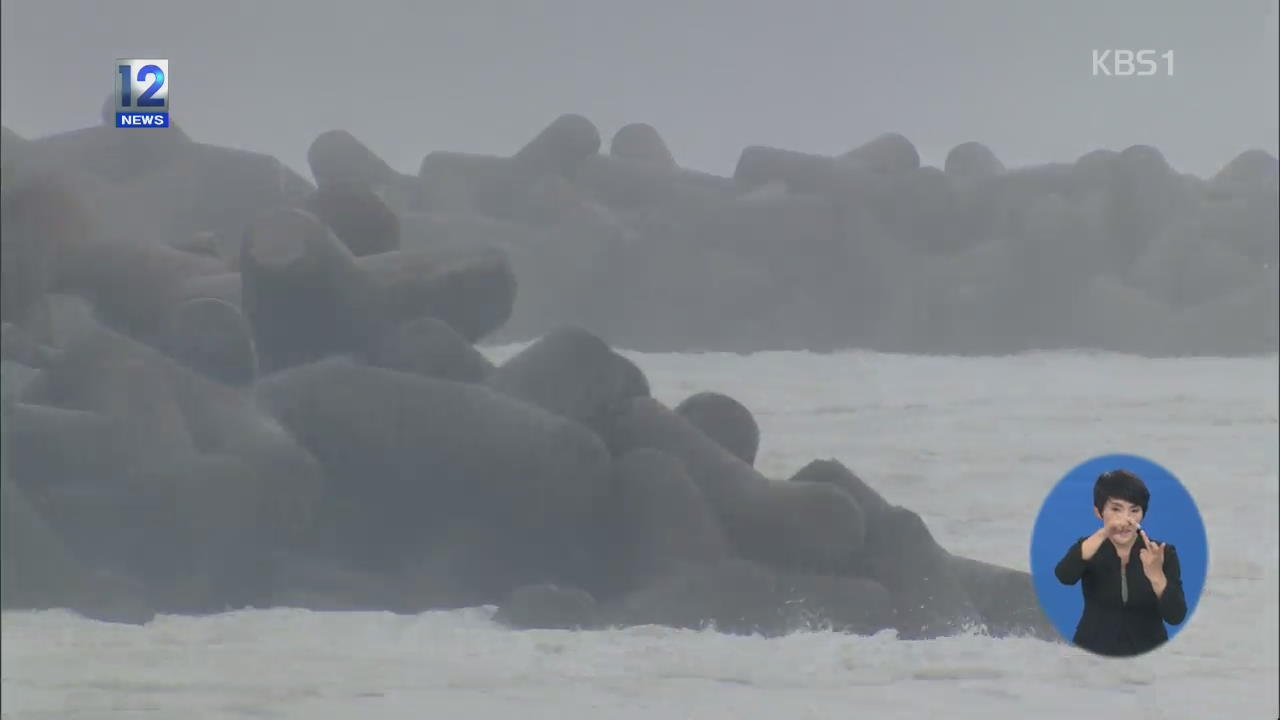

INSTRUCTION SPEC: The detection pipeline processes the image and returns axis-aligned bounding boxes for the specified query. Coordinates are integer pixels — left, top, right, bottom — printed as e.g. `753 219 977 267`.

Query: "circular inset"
1030 454 1208 657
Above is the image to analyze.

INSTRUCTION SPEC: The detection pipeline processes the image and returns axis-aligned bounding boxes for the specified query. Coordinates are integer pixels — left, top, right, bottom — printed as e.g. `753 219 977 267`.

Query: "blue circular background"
1030 453 1208 649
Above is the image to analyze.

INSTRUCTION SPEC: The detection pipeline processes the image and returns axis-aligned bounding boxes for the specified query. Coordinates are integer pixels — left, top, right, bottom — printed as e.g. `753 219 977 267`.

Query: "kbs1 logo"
114 59 169 128
1092 50 1174 77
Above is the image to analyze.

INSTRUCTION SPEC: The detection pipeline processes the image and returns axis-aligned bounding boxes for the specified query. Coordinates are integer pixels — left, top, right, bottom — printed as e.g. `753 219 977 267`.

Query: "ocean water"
3 349 1277 719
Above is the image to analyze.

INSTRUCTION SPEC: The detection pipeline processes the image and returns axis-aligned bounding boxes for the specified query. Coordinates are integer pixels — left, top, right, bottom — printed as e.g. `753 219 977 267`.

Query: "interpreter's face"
1094 497 1145 545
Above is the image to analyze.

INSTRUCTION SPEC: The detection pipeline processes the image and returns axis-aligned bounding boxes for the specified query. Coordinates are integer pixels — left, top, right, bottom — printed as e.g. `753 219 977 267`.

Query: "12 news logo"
114 59 169 128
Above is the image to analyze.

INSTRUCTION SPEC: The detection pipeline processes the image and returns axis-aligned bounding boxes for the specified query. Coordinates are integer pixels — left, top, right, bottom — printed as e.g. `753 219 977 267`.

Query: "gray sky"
2 0 1276 180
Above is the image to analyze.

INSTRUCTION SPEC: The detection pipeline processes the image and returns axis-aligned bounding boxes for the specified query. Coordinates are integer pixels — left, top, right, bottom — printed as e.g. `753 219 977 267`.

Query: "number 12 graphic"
118 64 165 107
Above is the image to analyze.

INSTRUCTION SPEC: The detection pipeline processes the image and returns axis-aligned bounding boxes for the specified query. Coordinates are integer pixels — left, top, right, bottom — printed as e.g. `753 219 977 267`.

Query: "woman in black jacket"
1054 470 1188 657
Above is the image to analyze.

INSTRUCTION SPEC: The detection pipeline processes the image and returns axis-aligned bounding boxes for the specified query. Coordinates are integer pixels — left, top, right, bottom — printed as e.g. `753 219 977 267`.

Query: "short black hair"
1094 469 1150 516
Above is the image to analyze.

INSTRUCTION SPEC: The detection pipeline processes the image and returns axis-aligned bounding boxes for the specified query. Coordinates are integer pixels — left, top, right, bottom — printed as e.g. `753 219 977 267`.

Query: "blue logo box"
115 58 169 129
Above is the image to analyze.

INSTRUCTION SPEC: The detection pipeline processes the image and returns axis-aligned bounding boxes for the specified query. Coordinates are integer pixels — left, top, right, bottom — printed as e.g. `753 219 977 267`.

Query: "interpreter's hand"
1138 530 1167 583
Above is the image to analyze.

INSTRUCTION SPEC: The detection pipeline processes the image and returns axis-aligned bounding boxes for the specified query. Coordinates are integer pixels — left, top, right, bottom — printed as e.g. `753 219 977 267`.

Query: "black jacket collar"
1100 532 1148 563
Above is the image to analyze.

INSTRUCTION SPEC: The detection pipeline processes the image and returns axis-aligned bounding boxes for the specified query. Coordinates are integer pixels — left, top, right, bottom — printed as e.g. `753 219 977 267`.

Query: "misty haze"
2 1 1277 719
